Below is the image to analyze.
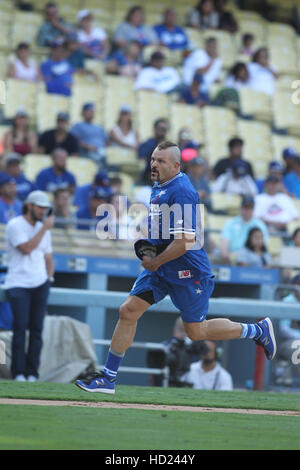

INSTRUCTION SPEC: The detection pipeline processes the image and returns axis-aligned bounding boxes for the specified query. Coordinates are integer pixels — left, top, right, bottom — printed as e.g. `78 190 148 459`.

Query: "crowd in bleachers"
0 0 299 272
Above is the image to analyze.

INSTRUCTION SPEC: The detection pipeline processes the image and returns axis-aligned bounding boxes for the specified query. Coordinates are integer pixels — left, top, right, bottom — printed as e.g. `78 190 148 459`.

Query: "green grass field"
0 381 300 450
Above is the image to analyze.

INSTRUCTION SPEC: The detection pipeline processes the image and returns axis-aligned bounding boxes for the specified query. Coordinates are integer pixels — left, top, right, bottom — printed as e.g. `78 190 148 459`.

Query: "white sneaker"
27 375 38 382
14 374 26 382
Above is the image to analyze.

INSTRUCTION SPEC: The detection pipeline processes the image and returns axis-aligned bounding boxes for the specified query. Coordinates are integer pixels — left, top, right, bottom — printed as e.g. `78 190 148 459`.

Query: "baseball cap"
77 9 92 21
189 156 206 166
82 102 95 112
15 108 28 118
241 194 254 207
94 171 111 187
57 111 69 121
120 104 132 113
89 186 113 200
25 190 51 207
4 152 21 165
0 172 16 186
283 147 298 159
269 160 283 172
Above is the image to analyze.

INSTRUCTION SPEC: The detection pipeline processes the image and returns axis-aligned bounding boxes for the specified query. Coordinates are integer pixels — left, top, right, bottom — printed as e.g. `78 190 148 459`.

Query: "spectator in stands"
53 187 74 229
215 0 238 34
73 170 113 211
254 175 299 233
106 40 142 79
186 0 219 30
256 160 286 194
185 155 212 210
283 156 300 199
138 118 169 184
3 152 35 201
220 195 269 263
76 186 112 231
240 33 255 57
3 109 38 157
180 340 233 390
282 147 299 176
224 62 250 90
113 5 158 49
182 37 222 95
134 50 181 94
236 227 273 268
213 137 254 179
70 103 108 166
212 159 258 197
64 32 87 73
38 112 79 156
40 38 74 97
291 227 300 247
76 10 110 61
247 47 279 96
154 8 189 51
35 147 77 194
7 43 41 83
37 2 72 47
179 71 210 106
0 172 22 224
178 128 202 152
109 105 139 151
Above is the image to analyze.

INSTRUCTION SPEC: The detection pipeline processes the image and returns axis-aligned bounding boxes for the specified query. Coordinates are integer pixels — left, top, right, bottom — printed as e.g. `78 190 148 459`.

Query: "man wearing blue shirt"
76 141 277 394
283 156 300 199
154 8 189 50
76 186 113 230
0 172 22 224
40 38 74 97
4 153 35 201
73 170 112 210
71 103 108 165
35 147 76 194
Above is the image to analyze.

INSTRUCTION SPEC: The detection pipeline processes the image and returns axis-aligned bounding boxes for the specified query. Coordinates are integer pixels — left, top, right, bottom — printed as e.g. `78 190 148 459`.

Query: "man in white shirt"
134 50 181 94
180 340 233 390
182 37 222 93
254 175 299 232
4 190 55 382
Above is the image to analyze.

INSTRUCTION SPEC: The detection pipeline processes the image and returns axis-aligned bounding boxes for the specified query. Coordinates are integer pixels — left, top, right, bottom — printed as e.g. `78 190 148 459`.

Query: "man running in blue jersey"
75 141 276 394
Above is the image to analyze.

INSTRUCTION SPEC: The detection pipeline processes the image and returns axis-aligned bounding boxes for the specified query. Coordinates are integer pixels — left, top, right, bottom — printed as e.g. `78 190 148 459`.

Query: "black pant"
7 280 50 379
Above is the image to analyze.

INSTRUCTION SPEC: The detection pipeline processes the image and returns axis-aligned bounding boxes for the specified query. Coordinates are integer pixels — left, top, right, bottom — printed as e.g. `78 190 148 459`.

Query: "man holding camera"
4 190 54 382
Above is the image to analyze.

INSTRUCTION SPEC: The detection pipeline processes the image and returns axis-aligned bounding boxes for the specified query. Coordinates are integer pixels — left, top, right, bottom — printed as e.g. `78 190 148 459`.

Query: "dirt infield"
0 398 299 416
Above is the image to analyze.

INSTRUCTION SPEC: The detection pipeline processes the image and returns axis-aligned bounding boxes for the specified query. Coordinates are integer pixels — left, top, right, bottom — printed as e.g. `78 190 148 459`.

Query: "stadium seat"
238 88 273 123
135 90 170 141
206 213 231 231
271 134 300 162
183 28 204 49
70 83 104 126
36 92 70 133
22 154 52 181
210 193 242 215
103 75 136 130
3 79 38 121
106 147 137 166
169 102 204 143
237 119 273 178
267 236 283 259
234 17 266 49
66 157 98 186
273 91 300 136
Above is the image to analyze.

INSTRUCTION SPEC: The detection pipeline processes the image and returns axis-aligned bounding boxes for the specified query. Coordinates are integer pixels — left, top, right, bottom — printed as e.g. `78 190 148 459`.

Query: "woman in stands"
186 0 219 30
7 42 41 83
3 110 38 156
76 9 110 61
236 227 273 268
247 47 279 96
225 62 250 90
109 105 139 151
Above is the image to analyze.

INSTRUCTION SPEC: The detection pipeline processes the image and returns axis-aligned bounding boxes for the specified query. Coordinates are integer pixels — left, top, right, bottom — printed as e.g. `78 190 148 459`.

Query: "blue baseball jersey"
147 172 212 284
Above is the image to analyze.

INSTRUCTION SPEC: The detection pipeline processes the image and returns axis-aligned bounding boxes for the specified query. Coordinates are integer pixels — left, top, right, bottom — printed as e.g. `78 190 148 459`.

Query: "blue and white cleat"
75 371 115 394
255 317 277 360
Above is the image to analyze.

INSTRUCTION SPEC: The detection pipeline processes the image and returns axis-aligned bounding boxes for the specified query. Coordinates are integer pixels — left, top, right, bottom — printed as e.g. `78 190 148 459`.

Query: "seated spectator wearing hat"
70 103 108 165
212 159 258 197
3 153 35 201
185 155 212 210
220 195 269 263
76 10 110 61
113 5 158 50
134 50 181 94
76 186 113 231
179 71 210 107
109 105 139 151
138 118 169 185
256 161 286 194
35 147 76 194
282 147 299 176
38 111 79 156
153 8 189 51
40 38 74 97
0 172 22 224
37 2 72 47
254 175 299 233
53 187 74 229
73 170 112 211
182 38 222 96
7 42 41 83
236 227 273 268
3 110 38 157
106 40 142 79
212 137 254 179
283 156 300 199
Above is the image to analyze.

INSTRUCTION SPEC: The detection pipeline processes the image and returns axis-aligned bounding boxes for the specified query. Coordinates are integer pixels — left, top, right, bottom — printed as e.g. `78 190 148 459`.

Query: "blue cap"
283 147 298 159
82 102 95 112
0 172 16 186
269 161 283 171
94 171 110 186
89 186 113 200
